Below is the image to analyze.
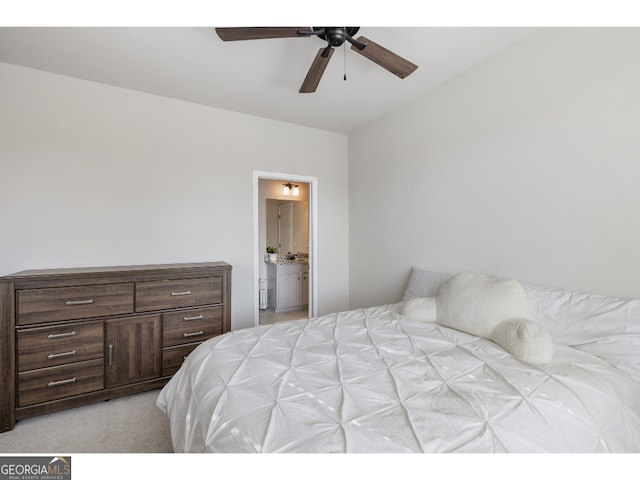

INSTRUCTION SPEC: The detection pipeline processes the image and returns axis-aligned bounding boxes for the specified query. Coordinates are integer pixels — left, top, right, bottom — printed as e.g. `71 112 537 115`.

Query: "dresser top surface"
2 262 231 281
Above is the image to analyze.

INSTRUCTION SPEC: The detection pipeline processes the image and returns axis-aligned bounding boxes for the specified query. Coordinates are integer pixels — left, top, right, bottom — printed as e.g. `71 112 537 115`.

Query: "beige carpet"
0 390 173 453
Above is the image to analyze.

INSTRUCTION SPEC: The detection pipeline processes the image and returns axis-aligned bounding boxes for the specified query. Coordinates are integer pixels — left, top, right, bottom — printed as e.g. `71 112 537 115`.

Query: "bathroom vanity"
265 262 308 312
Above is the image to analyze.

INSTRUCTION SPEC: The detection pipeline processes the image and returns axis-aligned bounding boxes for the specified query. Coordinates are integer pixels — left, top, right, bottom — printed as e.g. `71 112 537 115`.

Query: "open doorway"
253 172 318 327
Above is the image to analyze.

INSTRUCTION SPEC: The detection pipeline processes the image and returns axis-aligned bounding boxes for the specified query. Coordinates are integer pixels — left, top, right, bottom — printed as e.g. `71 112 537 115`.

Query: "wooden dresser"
0 261 231 432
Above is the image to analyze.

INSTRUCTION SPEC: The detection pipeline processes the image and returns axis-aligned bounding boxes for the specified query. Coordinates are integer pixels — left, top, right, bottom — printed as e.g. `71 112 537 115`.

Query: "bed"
157 268 640 453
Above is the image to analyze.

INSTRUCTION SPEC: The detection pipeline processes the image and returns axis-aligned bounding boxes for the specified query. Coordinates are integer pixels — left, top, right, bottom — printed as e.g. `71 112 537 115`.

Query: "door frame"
253 171 319 327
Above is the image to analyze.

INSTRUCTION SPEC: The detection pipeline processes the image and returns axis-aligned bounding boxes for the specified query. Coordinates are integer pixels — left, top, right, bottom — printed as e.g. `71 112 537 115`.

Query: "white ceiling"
0 27 536 134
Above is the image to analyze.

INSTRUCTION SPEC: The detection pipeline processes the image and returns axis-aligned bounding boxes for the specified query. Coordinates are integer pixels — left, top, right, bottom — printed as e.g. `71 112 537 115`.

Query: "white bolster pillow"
490 318 554 364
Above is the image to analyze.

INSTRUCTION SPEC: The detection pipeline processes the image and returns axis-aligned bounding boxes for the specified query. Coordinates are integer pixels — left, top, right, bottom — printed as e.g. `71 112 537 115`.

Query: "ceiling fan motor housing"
315 27 360 47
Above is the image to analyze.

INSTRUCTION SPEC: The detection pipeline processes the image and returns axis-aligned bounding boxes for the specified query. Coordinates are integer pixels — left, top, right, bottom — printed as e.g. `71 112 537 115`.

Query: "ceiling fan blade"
350 36 418 79
299 47 334 93
215 27 308 41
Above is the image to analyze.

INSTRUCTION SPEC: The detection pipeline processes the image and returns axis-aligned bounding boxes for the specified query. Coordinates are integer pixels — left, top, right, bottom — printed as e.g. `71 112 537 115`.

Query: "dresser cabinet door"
105 315 162 388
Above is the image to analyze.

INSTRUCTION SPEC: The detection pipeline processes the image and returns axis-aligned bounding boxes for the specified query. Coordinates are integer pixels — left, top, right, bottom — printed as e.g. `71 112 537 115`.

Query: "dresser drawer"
136 276 222 312
162 306 223 347
17 321 104 372
17 359 104 407
17 283 134 326
162 343 201 377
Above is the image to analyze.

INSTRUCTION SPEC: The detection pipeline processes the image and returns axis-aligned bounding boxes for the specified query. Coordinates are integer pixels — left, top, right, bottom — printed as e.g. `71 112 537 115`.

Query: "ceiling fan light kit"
215 27 418 93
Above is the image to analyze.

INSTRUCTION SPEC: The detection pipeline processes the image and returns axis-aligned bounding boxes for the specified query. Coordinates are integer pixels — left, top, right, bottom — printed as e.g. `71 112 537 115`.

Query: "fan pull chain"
344 42 347 81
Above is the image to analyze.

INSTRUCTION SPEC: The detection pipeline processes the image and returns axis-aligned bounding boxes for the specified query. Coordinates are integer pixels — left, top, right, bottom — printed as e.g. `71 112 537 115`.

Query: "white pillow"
436 272 554 364
401 297 437 322
436 272 530 338
490 318 554 364
402 267 452 302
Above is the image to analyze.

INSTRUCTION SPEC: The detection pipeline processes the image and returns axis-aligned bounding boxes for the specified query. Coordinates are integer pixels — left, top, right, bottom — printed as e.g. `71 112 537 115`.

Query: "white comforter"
157 304 640 453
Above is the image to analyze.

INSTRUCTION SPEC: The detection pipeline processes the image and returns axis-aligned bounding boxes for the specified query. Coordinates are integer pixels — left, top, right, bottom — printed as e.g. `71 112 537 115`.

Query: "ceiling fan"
215 27 418 93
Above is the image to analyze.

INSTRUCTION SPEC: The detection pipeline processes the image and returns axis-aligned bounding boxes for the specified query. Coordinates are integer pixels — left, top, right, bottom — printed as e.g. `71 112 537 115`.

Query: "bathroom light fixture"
283 183 300 196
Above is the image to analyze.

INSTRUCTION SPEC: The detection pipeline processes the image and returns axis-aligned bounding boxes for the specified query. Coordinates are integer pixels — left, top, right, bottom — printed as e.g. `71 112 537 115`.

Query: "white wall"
349 28 640 307
0 62 349 329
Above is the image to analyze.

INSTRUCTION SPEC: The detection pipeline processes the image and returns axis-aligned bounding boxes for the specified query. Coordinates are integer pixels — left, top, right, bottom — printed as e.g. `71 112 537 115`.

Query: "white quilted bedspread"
157 305 640 453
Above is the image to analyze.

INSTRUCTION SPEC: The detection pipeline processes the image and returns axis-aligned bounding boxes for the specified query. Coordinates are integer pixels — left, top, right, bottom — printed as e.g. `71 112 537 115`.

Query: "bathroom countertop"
267 259 309 265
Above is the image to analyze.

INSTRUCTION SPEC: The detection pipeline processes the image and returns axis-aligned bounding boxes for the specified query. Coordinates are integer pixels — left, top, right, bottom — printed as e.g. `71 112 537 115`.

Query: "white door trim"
253 170 319 327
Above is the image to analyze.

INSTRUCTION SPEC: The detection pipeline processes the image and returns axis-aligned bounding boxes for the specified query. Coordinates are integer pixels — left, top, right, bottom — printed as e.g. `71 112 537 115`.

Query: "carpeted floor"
0 390 173 453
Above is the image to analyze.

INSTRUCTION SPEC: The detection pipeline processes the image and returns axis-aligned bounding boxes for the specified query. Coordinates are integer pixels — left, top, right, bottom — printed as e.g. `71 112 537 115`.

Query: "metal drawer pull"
183 331 204 338
108 344 113 366
48 350 77 360
65 299 94 306
171 291 192 296
183 315 204 321
48 377 77 387
47 331 76 339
